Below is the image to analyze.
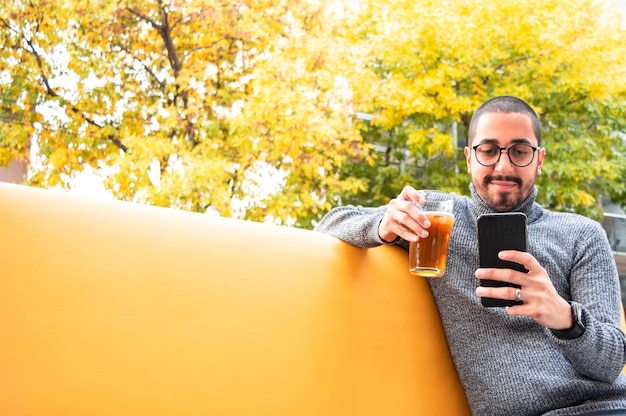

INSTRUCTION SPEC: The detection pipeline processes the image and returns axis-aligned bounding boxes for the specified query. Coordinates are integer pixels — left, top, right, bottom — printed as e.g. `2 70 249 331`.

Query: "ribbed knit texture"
315 185 626 415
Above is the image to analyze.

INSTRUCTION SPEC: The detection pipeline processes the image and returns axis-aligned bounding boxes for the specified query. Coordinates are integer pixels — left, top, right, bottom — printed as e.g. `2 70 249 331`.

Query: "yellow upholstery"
0 183 471 416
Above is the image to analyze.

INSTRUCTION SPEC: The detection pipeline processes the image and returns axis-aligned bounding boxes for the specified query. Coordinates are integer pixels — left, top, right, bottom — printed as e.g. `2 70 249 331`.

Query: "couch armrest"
0 183 470 415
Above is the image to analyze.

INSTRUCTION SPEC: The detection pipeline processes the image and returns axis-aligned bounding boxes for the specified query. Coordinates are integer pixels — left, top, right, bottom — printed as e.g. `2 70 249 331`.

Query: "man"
315 96 626 415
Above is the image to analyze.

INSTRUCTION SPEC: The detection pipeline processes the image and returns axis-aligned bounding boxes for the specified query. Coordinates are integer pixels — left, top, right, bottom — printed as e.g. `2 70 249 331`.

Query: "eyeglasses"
472 143 539 168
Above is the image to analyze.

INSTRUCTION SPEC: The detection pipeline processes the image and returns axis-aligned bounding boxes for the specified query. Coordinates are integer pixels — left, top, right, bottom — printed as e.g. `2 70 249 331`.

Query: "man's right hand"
378 186 432 243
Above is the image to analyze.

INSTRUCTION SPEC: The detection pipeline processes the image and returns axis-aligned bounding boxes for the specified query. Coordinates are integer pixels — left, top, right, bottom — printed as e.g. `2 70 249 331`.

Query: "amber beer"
409 211 455 278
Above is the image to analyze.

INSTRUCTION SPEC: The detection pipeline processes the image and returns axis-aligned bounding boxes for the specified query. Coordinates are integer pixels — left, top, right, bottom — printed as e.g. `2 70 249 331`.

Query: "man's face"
464 112 546 212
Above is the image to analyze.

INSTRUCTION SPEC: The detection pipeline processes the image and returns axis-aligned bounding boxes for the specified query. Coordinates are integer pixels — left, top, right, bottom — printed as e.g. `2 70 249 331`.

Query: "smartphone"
477 212 528 307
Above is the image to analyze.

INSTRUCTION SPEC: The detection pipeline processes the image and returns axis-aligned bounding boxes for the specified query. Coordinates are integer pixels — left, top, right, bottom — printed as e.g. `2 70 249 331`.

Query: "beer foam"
425 211 454 217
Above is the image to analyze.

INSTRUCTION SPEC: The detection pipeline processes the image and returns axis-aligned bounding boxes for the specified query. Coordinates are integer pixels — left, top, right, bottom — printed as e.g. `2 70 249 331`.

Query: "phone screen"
477 212 528 307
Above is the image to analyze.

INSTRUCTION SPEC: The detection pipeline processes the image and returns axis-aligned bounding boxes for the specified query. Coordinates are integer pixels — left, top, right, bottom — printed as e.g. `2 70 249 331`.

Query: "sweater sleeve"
547 219 626 382
314 205 394 249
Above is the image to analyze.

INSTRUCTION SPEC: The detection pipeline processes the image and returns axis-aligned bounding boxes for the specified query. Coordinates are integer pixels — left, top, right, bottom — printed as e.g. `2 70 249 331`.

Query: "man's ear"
464 146 471 173
536 147 546 174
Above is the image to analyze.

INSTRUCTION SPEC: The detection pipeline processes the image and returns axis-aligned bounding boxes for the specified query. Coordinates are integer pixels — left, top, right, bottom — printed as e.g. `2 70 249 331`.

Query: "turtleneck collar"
468 183 543 224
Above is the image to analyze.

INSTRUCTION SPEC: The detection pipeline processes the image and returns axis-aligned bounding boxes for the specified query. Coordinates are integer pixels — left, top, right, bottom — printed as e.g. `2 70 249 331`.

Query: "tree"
0 0 367 227
336 0 626 220
1 0 625 229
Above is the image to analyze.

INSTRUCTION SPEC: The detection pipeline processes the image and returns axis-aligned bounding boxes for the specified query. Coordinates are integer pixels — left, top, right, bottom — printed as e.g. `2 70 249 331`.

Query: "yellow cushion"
0 183 470 416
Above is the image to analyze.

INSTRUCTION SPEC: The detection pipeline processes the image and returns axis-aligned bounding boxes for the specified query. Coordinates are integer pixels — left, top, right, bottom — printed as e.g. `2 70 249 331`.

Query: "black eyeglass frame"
471 143 540 168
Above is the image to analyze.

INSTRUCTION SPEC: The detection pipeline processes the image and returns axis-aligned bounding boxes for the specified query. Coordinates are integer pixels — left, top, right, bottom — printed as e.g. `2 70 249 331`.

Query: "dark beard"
483 175 523 212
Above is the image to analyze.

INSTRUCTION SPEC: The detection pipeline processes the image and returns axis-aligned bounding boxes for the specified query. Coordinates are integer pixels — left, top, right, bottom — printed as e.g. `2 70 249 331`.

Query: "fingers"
497 250 533 272
378 186 431 243
475 283 520 303
475 258 527 305
474 254 570 329
398 186 423 206
475 250 535 284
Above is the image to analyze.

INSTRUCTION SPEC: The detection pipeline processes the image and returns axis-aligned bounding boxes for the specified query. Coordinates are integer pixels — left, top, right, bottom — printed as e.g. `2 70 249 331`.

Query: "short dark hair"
468 96 541 146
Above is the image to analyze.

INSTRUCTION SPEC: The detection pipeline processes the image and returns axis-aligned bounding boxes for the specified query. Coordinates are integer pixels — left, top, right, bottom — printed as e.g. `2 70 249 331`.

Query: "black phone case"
477 212 528 307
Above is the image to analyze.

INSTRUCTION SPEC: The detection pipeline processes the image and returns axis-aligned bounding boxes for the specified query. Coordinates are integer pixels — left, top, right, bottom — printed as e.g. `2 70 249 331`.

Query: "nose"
494 149 515 173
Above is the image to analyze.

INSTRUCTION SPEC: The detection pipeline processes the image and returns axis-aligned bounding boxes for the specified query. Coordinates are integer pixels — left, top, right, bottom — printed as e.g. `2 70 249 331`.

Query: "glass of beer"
409 190 455 278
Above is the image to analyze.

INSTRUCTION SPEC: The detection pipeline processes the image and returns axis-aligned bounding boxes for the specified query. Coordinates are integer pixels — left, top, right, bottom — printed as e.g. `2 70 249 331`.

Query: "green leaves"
0 0 624 229
339 0 626 219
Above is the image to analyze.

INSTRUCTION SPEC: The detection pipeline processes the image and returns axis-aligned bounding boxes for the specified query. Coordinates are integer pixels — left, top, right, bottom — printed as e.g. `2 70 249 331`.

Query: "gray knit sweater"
315 185 626 415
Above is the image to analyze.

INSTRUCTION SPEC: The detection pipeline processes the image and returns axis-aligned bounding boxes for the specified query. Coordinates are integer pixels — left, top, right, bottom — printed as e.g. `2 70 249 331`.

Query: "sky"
616 0 626 22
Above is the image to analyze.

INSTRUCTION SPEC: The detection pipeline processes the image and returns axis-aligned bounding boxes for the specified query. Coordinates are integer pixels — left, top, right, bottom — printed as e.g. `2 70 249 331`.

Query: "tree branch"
20 28 128 152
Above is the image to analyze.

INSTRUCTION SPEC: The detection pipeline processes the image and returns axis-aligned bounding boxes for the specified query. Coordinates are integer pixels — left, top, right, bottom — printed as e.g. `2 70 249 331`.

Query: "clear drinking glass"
408 190 455 278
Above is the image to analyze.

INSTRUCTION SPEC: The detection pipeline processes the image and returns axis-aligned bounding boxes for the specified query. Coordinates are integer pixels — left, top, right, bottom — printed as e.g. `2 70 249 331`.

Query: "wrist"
378 218 399 244
550 301 586 340
379 231 401 244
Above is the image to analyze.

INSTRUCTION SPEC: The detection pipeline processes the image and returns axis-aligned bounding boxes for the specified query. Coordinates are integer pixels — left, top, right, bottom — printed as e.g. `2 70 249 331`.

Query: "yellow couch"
0 183 471 415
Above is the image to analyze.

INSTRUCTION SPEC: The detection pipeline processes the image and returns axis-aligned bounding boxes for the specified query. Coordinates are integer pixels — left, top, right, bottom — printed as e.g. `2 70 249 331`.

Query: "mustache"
484 175 522 186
